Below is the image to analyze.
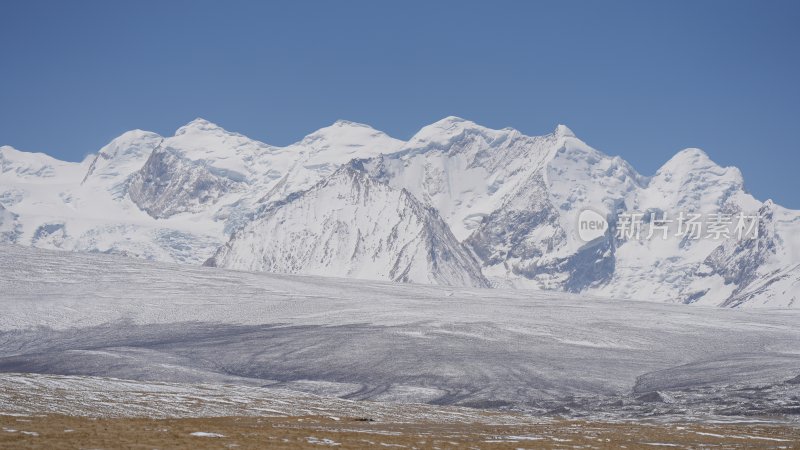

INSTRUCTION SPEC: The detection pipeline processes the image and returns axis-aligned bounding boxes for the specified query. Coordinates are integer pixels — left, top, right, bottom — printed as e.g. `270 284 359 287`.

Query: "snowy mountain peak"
651 147 747 203
406 116 510 150
331 119 374 129
2 116 798 307
298 120 403 155
436 115 470 125
111 129 161 147
554 124 576 138
161 118 275 180
175 118 224 135
83 130 163 184
658 148 719 171
414 116 474 137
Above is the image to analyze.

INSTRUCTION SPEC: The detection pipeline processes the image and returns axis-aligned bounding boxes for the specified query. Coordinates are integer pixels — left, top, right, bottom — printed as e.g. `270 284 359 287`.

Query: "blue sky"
1 0 798 207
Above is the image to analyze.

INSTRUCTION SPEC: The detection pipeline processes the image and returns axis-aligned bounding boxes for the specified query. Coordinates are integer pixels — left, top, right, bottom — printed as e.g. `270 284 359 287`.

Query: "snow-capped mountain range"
1 117 798 307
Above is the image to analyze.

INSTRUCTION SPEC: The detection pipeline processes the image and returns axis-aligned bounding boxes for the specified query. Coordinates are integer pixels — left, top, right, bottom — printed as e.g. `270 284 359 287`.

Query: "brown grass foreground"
1 414 798 449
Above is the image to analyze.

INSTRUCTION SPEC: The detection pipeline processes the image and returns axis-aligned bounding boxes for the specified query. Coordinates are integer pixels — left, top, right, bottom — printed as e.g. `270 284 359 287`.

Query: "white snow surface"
1 117 799 307
1 245 799 420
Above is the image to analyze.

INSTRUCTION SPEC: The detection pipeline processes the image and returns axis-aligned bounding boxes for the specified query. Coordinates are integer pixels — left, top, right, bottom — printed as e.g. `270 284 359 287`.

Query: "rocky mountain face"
1 117 797 307
128 146 243 218
206 166 489 287
359 117 643 292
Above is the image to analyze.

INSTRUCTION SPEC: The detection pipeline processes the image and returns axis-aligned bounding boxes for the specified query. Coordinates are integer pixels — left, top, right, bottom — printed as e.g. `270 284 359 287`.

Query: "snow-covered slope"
682 201 800 308
3 245 800 420
590 149 764 303
82 130 163 189
126 119 405 229
0 145 89 181
1 117 798 303
207 165 489 287
353 117 798 305
127 119 274 219
0 135 224 263
358 118 643 292
0 119 407 265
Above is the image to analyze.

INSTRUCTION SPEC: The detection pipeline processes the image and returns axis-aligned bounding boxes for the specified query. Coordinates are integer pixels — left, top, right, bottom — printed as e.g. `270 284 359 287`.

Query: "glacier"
1 244 799 421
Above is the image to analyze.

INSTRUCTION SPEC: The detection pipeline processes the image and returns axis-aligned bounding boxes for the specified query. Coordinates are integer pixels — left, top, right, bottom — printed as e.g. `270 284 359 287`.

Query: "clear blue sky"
1 0 798 207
